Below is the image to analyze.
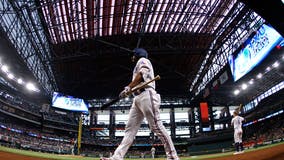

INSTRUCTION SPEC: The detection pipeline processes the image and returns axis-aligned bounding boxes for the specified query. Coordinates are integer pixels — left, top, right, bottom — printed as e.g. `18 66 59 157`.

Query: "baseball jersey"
133 57 155 89
231 115 244 130
151 147 156 153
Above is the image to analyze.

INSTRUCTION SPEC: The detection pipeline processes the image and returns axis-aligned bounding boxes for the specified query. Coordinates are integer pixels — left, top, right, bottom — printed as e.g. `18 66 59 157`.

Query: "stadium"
0 0 283 159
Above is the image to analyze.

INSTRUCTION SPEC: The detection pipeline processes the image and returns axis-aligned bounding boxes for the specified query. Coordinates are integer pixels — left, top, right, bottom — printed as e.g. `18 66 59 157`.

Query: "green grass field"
0 142 283 160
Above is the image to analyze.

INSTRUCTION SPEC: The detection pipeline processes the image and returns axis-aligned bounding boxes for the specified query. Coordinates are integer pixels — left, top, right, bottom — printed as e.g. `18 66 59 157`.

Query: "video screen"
51 92 89 112
229 24 283 81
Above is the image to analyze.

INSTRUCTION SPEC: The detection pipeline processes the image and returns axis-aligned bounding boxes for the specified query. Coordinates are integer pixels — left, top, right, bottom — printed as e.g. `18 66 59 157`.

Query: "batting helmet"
133 48 148 58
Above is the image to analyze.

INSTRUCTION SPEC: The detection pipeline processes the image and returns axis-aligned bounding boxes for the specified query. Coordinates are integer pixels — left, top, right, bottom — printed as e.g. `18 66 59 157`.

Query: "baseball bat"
100 75 161 110
235 103 243 114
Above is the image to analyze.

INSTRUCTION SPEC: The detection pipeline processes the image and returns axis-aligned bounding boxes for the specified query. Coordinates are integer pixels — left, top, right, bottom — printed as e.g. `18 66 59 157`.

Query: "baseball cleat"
100 157 111 160
233 152 240 155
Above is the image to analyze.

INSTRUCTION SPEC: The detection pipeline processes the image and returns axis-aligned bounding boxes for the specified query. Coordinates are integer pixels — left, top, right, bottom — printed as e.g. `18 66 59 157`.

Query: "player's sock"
235 142 239 152
240 142 244 151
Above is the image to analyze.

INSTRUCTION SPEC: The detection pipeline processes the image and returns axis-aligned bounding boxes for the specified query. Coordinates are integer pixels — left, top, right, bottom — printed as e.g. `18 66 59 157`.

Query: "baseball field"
0 142 284 160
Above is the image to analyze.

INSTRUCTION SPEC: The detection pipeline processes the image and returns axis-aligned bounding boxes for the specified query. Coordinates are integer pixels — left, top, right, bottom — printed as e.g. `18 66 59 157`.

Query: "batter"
101 48 179 160
231 111 245 154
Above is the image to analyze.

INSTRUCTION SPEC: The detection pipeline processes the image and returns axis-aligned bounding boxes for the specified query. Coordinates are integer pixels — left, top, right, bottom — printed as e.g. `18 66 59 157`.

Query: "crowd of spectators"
243 114 284 148
0 122 74 154
0 90 78 125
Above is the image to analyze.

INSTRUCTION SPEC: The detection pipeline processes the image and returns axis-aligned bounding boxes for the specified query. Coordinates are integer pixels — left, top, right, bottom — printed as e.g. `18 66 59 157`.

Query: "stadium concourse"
0 0 284 160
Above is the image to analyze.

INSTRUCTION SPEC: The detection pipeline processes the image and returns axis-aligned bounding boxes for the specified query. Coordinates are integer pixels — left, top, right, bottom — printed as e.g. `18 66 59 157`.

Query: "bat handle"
155 75 161 80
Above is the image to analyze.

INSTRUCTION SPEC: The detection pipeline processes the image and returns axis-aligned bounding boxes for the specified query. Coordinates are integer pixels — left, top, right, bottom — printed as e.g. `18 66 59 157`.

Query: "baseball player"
231 111 245 154
101 48 179 160
151 146 156 159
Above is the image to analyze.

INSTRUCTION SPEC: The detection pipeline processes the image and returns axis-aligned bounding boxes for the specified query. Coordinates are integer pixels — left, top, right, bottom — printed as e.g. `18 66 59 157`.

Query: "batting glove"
119 86 131 98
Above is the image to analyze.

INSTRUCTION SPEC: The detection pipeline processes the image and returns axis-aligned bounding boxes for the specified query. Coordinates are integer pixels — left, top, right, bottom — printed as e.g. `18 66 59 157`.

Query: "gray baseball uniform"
110 57 179 160
151 147 156 159
231 115 244 143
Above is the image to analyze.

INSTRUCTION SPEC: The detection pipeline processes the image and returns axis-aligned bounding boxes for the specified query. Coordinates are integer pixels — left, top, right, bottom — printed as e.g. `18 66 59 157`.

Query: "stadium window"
97 114 109 125
214 124 223 130
174 111 188 123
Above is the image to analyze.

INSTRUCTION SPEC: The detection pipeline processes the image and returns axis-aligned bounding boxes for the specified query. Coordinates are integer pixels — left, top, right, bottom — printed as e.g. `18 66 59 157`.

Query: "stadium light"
26 83 35 90
1 65 8 72
7 73 14 79
249 79 254 85
17 78 23 84
234 89 240 95
26 82 39 92
257 73 262 79
242 84 247 90
265 67 271 72
272 61 279 68
0 61 40 93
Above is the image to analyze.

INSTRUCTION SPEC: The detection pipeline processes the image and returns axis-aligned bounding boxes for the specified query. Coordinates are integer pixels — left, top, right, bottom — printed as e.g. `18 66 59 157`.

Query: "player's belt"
133 88 146 96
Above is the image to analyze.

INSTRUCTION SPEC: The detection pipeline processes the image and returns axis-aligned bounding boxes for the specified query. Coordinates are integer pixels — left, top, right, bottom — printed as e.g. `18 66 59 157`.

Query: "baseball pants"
111 89 179 160
234 129 243 143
